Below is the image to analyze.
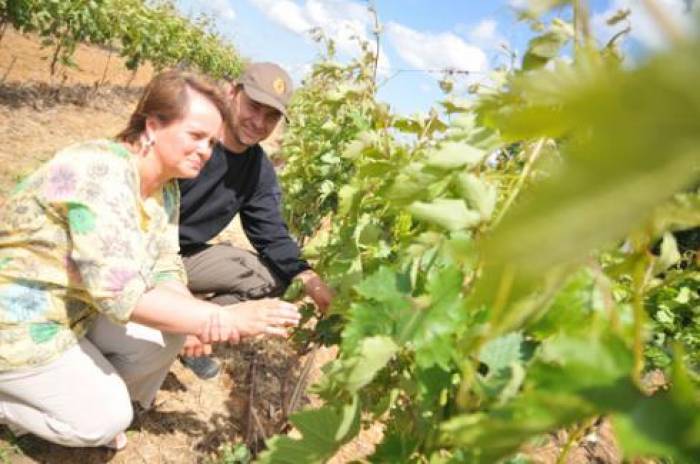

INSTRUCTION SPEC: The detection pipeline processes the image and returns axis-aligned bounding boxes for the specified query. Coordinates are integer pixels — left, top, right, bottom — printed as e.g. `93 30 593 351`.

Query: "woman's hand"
222 298 301 339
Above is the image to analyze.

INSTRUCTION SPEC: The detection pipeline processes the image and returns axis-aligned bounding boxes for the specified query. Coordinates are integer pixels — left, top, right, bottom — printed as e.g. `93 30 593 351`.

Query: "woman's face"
148 88 223 179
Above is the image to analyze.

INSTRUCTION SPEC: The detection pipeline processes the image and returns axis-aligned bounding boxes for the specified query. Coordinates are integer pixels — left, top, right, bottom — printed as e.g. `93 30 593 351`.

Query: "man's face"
227 86 282 148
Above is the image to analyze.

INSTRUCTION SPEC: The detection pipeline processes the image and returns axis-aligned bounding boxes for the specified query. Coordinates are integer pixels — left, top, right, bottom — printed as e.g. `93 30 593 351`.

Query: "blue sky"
176 0 697 115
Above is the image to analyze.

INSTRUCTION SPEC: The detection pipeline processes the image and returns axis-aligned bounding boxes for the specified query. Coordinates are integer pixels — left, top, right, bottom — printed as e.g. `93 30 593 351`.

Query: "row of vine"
0 0 242 80
268 2 699 463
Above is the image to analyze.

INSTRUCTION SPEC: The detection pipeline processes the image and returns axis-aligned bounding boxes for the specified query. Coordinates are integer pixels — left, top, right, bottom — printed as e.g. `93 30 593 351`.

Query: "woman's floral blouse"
0 140 186 371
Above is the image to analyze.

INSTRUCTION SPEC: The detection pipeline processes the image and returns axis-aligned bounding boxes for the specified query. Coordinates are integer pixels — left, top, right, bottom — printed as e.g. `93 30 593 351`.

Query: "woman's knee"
32 384 133 448
67 401 133 447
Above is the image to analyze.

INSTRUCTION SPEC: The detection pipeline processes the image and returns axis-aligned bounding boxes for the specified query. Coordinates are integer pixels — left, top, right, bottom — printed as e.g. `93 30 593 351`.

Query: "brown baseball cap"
238 62 293 118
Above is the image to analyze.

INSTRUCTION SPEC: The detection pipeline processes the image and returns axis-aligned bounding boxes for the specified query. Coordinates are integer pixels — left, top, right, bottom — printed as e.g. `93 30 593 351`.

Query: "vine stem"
632 253 654 387
99 48 113 88
286 346 317 418
50 40 63 77
641 0 686 44
493 138 546 227
245 353 260 451
368 2 380 87
0 21 8 46
555 417 597 464
573 0 591 49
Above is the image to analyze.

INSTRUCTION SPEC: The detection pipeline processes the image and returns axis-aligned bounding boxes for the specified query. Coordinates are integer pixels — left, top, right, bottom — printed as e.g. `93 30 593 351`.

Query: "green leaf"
257 396 361 464
455 173 498 221
354 266 411 305
424 143 485 170
522 20 573 70
611 392 700 462
408 266 467 369
479 332 525 377
387 163 439 204
408 199 481 232
337 184 359 216
611 349 700 462
317 336 398 397
653 232 681 275
529 269 601 339
447 332 638 461
473 42 700 315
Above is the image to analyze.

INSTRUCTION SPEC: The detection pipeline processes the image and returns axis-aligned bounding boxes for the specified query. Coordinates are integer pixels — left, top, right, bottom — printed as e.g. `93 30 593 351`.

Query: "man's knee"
186 245 284 302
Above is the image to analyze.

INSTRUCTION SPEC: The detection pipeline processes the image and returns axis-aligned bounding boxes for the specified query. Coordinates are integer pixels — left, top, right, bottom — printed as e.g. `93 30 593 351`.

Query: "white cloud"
593 0 696 49
249 0 312 34
247 0 391 74
385 22 487 73
452 18 512 71
191 0 236 23
508 0 530 9
470 19 499 42
277 60 313 83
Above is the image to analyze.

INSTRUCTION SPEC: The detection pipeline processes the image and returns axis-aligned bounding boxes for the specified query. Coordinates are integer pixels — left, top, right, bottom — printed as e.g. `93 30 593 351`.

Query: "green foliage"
268 5 700 464
280 35 378 242
645 266 700 373
213 443 252 464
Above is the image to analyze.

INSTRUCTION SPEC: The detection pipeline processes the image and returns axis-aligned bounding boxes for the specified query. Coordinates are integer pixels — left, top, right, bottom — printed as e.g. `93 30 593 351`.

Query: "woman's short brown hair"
117 70 227 144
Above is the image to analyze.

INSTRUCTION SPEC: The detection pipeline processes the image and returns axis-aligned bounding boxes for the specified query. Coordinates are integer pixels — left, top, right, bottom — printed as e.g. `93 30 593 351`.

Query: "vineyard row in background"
0 0 243 82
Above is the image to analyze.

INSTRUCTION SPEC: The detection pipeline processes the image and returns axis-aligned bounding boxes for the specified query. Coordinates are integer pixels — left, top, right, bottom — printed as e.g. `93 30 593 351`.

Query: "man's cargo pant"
182 243 285 305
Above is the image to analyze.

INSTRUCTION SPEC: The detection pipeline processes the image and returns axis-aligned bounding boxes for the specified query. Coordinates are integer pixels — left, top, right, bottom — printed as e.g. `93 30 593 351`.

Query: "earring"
140 135 155 157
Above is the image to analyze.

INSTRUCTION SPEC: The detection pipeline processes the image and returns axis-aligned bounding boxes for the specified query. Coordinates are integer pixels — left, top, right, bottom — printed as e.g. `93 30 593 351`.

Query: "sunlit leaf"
408 199 481 232
456 173 498 221
257 396 361 464
424 142 486 170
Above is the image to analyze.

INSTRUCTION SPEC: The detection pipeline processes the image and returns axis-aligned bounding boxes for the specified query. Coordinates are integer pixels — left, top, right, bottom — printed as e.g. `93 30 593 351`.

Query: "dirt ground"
0 27 636 464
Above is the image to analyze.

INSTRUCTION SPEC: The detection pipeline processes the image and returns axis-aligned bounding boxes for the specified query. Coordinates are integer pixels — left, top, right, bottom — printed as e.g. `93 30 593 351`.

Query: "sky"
175 0 698 115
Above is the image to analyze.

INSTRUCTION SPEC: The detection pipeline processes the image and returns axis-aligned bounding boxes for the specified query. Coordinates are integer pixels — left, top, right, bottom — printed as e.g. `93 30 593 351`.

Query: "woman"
0 70 300 450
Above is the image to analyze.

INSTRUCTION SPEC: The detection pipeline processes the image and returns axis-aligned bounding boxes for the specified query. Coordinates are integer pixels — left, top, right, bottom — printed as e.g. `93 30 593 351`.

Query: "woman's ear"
144 116 160 144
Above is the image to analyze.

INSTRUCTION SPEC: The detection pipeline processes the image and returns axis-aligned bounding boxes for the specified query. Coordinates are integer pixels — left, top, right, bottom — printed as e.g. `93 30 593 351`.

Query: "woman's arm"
129 285 225 342
130 285 302 344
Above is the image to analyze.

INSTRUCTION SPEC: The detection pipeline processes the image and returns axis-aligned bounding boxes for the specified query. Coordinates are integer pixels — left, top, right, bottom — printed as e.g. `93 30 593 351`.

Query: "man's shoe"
180 356 220 379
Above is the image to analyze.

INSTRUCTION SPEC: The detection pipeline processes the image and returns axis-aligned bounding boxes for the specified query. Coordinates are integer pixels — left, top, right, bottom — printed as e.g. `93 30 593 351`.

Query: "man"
177 62 333 379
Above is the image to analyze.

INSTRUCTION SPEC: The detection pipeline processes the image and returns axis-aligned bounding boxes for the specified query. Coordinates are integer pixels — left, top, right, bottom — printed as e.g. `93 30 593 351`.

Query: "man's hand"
296 270 334 313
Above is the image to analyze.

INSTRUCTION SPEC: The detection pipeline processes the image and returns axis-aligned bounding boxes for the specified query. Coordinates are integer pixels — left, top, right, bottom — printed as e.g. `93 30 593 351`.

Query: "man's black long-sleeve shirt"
178 143 310 284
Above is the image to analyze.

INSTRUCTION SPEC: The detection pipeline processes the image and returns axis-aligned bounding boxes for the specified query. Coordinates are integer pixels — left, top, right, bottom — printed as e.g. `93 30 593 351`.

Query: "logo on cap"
273 77 286 96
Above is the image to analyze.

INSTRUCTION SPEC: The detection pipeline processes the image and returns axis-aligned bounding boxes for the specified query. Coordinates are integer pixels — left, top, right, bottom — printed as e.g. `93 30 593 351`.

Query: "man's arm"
240 153 333 311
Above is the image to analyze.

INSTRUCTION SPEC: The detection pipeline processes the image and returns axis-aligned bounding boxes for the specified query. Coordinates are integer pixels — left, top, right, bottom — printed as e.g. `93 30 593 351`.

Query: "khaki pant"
0 316 184 447
182 244 284 305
